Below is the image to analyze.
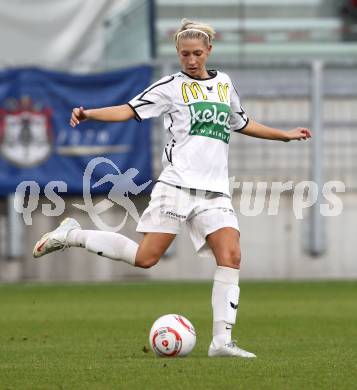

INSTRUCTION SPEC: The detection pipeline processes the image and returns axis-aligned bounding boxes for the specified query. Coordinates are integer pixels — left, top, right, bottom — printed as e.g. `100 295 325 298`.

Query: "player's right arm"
70 104 135 128
70 75 174 128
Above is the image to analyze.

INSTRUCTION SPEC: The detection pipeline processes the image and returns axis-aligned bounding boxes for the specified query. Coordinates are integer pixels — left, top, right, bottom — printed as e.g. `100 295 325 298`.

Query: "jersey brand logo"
181 82 207 103
217 82 229 103
189 102 231 144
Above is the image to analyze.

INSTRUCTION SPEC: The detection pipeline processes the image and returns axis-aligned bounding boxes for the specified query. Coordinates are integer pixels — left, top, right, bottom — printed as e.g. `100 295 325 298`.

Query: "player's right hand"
70 106 88 127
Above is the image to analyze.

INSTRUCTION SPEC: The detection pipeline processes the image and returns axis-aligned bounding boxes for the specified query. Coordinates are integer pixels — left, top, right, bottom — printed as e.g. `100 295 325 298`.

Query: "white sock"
67 229 138 266
211 266 240 347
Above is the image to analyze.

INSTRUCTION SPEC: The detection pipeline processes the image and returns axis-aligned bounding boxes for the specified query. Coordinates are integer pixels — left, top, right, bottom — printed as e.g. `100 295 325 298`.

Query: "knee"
218 249 241 269
135 253 160 269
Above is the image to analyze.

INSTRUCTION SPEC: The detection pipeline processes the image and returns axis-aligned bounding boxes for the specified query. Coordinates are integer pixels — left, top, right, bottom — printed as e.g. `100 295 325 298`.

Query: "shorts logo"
189 102 231 144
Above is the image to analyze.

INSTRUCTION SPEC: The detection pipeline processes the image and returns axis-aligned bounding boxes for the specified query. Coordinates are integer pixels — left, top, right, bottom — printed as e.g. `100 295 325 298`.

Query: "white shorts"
136 181 239 258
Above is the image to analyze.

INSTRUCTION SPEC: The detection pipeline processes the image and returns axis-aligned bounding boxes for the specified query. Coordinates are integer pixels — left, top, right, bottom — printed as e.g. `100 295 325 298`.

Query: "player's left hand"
286 127 312 141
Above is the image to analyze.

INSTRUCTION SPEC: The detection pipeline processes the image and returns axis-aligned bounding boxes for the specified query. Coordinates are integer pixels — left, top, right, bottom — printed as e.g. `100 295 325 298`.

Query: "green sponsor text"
189 101 231 143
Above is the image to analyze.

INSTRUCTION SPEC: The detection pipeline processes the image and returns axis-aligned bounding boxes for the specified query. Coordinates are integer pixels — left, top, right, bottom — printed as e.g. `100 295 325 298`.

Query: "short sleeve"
229 81 249 132
128 76 174 122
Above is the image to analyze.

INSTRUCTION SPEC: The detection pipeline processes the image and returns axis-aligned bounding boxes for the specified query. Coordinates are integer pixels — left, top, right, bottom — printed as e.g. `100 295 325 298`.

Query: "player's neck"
182 69 210 80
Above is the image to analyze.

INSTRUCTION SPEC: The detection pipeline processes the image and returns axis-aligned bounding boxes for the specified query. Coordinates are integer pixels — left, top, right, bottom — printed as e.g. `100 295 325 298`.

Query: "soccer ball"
149 314 196 357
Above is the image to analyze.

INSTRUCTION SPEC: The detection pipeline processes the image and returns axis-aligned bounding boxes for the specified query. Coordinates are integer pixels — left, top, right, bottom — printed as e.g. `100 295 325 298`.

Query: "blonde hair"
174 19 215 47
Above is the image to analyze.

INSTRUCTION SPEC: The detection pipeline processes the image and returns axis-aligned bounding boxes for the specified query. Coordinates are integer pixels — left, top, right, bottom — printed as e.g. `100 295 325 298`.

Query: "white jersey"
128 70 249 196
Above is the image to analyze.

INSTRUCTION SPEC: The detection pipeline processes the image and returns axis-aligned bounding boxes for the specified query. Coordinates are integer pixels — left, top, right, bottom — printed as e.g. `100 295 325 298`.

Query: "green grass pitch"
0 281 356 389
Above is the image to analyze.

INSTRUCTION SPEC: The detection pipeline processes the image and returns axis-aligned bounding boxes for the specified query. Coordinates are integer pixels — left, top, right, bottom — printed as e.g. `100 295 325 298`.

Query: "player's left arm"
241 119 312 142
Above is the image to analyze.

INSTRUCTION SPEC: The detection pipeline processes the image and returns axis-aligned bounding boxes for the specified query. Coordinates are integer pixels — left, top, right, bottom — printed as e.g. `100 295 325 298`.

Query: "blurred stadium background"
0 0 356 283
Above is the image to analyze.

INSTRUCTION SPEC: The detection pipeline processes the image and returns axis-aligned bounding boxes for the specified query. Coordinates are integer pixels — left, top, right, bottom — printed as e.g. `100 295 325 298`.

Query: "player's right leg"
33 217 175 269
135 232 176 268
33 182 182 267
33 217 80 258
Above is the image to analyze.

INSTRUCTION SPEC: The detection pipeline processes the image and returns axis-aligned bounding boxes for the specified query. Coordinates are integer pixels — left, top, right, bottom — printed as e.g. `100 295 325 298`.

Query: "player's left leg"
206 227 256 358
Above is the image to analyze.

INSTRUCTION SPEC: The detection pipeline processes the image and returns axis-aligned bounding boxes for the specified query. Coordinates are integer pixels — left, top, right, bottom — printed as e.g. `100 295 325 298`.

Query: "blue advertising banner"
0 66 153 196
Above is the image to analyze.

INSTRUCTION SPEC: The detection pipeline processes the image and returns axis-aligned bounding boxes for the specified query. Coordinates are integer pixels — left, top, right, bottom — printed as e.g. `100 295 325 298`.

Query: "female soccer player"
33 19 311 358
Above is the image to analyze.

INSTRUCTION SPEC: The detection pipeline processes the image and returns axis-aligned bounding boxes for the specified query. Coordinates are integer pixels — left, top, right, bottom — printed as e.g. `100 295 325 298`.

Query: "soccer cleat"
33 218 81 259
208 340 256 358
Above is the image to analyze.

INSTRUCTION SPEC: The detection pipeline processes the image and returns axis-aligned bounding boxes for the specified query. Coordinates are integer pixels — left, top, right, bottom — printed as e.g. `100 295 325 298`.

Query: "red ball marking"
152 327 182 357
162 340 169 347
175 315 196 335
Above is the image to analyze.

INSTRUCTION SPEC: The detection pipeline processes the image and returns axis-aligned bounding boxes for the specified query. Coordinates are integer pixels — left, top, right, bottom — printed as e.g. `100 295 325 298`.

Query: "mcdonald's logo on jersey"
181 82 207 103
217 83 229 103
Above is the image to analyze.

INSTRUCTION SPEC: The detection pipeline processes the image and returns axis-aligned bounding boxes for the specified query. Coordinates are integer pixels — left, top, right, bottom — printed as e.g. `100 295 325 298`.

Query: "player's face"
177 38 212 79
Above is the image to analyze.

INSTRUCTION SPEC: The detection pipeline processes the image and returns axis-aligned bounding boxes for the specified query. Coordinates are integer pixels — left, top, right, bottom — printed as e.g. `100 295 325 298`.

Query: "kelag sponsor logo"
189 102 231 143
